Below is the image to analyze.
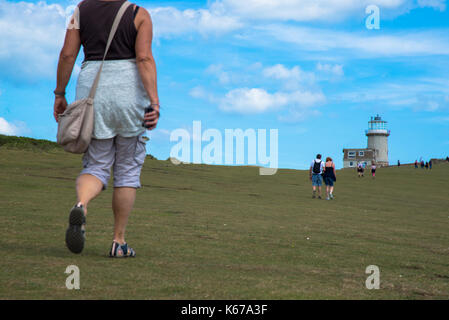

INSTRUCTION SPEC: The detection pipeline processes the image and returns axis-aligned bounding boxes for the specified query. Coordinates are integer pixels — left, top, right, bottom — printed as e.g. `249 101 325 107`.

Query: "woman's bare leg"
112 187 136 245
76 174 103 215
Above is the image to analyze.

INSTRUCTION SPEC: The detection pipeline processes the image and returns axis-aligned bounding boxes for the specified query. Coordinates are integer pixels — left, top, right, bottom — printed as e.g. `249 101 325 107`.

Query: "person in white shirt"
357 162 364 178
309 154 325 199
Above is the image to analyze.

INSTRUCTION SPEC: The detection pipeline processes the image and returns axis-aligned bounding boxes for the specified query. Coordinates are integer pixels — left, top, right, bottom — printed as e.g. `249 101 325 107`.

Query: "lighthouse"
366 115 390 167
342 115 390 168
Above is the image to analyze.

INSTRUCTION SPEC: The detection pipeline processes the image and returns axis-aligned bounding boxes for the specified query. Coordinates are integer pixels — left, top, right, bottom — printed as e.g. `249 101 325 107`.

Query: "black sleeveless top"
323 162 336 179
78 0 139 62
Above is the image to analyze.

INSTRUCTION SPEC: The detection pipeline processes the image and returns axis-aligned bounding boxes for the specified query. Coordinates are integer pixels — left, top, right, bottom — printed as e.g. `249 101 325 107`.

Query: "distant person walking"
415 160 418 169
429 159 433 170
425 162 429 169
421 160 425 169
309 154 325 199
398 160 400 167
323 157 337 200
371 163 377 179
54 0 160 257
357 162 364 177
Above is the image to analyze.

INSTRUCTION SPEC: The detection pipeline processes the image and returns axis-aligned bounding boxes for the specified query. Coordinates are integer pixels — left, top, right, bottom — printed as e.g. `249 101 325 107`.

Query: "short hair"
316 154 322 159
326 157 332 162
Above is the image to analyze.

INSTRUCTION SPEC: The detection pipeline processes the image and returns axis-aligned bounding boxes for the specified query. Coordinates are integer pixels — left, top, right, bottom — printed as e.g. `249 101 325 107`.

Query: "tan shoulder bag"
57 1 132 154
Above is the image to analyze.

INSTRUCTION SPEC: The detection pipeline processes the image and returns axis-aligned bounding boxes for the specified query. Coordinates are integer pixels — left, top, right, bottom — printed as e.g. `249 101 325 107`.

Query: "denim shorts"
80 133 147 189
324 176 334 187
312 173 322 186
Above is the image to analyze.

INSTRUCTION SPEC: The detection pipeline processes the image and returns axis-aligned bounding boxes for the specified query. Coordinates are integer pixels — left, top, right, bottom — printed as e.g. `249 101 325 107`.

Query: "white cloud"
189 86 208 99
334 80 449 112
0 117 29 136
191 63 326 120
210 0 445 22
287 90 326 107
219 88 286 113
148 0 445 38
149 0 446 37
0 0 67 80
189 85 220 104
149 6 242 38
218 87 325 114
263 64 311 81
254 24 449 57
149 0 446 38
316 63 344 77
428 116 449 123
414 94 449 112
144 1 449 59
417 0 446 11
1 0 447 86
206 64 231 84
262 64 317 91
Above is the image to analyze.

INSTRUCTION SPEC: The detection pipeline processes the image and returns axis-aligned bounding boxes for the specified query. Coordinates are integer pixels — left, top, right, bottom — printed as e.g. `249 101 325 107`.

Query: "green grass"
0 145 448 299
0 134 61 152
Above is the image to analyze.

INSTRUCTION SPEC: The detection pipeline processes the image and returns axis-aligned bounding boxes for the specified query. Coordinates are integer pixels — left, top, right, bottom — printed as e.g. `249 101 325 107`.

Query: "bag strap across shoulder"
88 1 132 100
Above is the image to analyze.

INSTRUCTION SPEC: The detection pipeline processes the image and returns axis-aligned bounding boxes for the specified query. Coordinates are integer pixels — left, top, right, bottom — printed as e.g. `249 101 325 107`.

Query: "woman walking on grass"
371 162 377 179
323 157 337 200
53 0 159 257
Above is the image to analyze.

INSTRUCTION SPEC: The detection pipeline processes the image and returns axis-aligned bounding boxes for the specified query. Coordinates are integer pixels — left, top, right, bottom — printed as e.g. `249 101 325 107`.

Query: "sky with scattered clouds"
0 0 448 169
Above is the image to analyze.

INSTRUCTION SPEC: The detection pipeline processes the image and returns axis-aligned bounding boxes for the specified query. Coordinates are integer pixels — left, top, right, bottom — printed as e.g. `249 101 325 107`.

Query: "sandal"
109 241 136 258
65 204 86 254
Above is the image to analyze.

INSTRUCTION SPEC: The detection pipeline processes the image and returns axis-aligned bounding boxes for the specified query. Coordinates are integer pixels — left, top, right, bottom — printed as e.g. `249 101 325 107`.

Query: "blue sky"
0 0 448 169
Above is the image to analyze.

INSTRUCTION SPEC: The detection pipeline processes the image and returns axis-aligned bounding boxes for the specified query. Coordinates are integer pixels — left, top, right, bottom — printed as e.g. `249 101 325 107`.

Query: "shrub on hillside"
0 134 159 159
0 134 61 152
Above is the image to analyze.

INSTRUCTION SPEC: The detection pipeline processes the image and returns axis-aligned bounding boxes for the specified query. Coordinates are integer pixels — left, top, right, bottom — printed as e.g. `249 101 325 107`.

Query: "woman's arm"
135 9 159 105
53 27 81 121
55 28 81 94
135 7 159 130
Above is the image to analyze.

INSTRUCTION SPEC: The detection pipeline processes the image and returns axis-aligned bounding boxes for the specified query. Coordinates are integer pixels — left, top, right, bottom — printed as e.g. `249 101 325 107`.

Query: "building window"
348 151 356 158
349 161 354 167
359 151 365 157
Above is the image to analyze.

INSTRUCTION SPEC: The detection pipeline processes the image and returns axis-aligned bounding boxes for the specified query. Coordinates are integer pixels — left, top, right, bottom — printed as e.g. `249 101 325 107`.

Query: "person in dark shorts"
357 162 364 177
371 163 377 179
323 157 337 200
309 154 325 199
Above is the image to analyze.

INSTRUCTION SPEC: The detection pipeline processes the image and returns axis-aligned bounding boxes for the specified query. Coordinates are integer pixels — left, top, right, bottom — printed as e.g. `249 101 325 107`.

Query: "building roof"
342 148 375 152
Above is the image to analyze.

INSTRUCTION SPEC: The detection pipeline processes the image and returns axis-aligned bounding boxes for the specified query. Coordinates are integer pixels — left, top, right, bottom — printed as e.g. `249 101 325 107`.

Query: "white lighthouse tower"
366 115 390 167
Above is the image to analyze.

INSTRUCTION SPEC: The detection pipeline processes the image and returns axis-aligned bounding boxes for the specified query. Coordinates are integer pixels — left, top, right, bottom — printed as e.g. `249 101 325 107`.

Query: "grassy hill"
0 134 61 151
0 139 448 299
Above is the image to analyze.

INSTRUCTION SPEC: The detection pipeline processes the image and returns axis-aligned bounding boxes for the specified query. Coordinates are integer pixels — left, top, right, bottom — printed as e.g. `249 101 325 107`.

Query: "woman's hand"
53 96 68 122
143 108 159 130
